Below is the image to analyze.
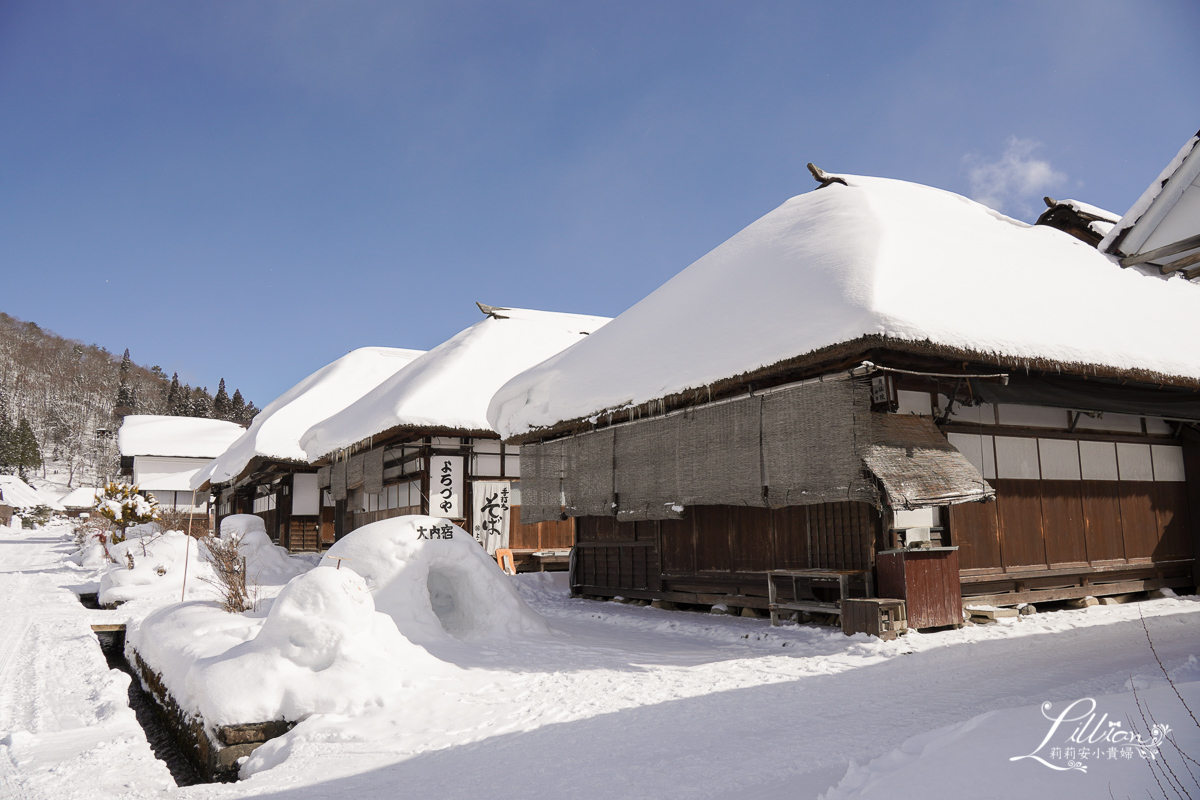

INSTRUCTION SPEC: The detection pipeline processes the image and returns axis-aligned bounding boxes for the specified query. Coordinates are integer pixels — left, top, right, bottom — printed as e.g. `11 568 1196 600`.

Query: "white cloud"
964 137 1066 219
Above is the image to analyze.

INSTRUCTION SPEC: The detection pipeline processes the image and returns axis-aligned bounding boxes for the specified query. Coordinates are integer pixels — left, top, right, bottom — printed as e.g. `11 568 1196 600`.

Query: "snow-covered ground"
1 521 1197 799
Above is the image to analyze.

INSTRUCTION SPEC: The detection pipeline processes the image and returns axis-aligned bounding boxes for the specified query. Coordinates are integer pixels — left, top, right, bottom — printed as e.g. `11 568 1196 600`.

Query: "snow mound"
99 531 212 606
184 567 442 726
219 514 305 584
325 515 550 644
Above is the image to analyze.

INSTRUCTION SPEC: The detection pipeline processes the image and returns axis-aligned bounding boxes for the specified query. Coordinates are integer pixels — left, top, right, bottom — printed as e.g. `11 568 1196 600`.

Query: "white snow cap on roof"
118 415 245 459
58 486 102 509
301 307 610 460
1100 130 1200 270
0 475 65 511
192 347 425 489
489 175 1200 438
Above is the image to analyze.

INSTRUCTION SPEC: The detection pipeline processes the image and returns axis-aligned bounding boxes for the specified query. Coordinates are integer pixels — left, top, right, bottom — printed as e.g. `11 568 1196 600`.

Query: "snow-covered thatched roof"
58 486 102 509
489 174 1200 440
118 415 246 459
300 307 610 461
1101 130 1200 281
192 347 425 489
0 475 65 511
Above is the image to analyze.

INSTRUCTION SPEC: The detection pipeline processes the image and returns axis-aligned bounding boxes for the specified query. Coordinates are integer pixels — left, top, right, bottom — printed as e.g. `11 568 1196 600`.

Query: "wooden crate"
841 598 907 640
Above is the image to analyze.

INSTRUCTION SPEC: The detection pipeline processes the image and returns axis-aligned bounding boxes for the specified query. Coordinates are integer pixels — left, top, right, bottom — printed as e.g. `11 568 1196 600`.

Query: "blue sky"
2 1 1197 405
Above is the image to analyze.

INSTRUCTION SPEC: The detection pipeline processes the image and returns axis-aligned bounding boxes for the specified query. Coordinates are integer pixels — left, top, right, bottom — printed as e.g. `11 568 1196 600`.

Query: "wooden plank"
1119 481 1158 560
659 516 694 575
1153 481 1193 560
964 576 1192 606
694 506 733 572
1081 481 1125 562
1182 428 1200 586
948 500 1002 571
1040 480 1088 566
993 479 1047 568
771 505 808 570
730 506 774 573
958 559 1194 583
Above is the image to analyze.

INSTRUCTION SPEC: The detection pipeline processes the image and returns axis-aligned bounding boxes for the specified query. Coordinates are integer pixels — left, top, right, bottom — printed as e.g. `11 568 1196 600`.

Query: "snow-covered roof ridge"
488 174 1200 439
0 475 66 511
118 415 246 459
192 347 426 489
300 306 611 461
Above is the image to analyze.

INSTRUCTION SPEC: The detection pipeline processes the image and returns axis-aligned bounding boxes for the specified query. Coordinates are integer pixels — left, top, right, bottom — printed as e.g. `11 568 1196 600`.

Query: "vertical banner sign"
431 455 464 518
472 481 511 554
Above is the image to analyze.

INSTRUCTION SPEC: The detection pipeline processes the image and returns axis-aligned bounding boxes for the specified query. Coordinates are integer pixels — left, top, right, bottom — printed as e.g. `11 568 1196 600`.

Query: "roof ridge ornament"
807 163 848 189
476 302 511 319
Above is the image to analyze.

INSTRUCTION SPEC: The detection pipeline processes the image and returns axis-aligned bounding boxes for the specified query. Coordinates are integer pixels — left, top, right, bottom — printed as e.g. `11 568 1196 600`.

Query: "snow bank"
173 568 445 727
97 517 304 605
192 346 424 489
220 514 306 584
300 307 609 460
98 530 213 606
325 515 550 644
117 414 245 458
489 175 1200 438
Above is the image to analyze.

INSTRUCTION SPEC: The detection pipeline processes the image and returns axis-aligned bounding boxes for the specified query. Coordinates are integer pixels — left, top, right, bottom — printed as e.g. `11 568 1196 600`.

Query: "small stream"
95 628 205 786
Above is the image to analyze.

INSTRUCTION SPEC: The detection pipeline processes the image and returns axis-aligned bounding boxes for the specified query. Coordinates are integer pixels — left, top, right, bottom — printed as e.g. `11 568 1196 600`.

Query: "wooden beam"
963 576 1190 607
1159 249 1200 275
1120 231 1200 267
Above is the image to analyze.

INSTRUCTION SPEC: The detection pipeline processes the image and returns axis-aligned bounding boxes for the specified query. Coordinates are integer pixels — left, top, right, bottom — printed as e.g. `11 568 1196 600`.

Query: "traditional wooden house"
117 415 245 524
0 474 65 526
191 347 424 551
58 486 102 518
488 161 1200 624
300 305 610 571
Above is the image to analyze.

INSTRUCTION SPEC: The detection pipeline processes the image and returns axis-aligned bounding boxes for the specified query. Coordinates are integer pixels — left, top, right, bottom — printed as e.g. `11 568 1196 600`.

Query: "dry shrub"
199 535 255 613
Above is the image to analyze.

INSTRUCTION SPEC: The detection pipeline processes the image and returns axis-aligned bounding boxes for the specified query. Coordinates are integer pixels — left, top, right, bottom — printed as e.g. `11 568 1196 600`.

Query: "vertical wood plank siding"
950 479 1193 573
574 502 876 597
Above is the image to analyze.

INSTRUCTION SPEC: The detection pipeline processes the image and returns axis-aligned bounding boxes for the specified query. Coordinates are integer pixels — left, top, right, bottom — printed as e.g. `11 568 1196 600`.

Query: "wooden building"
488 163 1200 620
192 347 424 551
117 415 245 527
300 304 610 571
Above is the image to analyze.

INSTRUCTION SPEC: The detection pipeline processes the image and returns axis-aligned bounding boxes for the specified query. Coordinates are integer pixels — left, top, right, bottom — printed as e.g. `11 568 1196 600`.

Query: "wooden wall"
573 502 879 605
950 479 1192 573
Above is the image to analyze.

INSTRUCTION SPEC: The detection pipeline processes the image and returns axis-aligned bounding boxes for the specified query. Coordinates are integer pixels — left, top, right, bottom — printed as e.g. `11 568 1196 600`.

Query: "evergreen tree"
115 348 137 417
242 401 261 421
230 389 246 421
166 374 183 415
0 411 13 474
14 417 41 479
213 378 232 420
190 387 213 418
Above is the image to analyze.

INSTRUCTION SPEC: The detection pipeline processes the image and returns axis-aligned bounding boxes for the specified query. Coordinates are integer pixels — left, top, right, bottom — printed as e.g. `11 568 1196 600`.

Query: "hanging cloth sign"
430 455 464 518
472 480 511 554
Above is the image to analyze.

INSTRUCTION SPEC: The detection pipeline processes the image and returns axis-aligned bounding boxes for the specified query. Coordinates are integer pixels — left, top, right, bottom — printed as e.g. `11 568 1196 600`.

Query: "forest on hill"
0 312 257 492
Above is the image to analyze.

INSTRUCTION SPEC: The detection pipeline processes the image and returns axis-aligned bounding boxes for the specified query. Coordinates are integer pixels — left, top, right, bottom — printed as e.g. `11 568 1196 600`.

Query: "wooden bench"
765 569 873 626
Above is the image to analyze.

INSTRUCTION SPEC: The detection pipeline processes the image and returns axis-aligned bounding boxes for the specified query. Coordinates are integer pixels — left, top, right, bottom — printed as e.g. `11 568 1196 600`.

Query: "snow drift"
173 567 446 726
325 515 550 644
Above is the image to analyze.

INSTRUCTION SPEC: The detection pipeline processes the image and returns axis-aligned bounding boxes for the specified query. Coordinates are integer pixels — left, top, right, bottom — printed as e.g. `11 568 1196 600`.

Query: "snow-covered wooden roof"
300 306 610 461
1101 130 1200 281
58 486 102 509
0 475 65 511
489 174 1200 440
118 415 246 459
192 347 425 489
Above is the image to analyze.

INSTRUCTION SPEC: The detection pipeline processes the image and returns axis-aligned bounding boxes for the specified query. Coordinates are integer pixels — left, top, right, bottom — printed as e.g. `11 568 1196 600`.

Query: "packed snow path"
0 526 1197 799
